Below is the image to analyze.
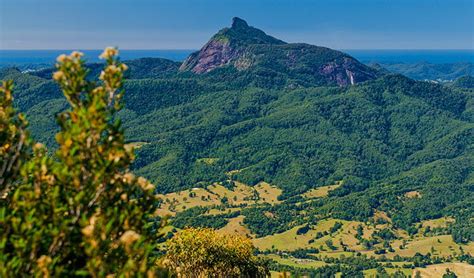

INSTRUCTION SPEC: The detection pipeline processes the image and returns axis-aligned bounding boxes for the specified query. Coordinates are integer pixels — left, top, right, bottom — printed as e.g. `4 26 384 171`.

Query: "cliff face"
180 18 381 86
179 17 285 73
320 57 380 86
180 38 240 74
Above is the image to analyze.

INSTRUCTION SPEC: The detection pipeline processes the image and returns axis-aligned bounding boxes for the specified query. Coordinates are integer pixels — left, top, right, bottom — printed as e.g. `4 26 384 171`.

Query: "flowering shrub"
163 227 269 277
0 80 30 195
1 48 163 276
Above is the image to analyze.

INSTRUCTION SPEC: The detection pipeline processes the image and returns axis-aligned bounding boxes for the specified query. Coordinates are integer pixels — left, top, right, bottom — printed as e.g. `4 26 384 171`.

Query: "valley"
155 178 474 276
2 17 473 276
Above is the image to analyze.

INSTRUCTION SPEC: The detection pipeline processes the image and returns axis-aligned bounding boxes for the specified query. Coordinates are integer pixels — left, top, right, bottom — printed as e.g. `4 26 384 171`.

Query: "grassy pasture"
363 268 412 277
125 141 149 149
302 182 342 199
155 181 282 216
413 263 474 278
254 182 282 204
155 180 473 274
155 187 222 216
404 190 422 198
219 215 252 236
388 235 474 259
264 254 328 269
421 216 455 229
253 219 364 252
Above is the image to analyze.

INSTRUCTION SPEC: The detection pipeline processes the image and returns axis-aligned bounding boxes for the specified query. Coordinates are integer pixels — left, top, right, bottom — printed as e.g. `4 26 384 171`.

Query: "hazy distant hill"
372 61 473 81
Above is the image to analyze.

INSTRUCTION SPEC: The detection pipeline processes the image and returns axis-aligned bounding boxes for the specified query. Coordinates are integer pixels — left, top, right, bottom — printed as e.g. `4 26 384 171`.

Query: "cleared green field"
155 181 282 216
413 263 474 278
253 219 363 252
218 215 251 236
254 182 282 204
421 216 455 229
302 182 342 199
363 268 412 277
157 182 473 275
388 235 474 259
264 254 328 269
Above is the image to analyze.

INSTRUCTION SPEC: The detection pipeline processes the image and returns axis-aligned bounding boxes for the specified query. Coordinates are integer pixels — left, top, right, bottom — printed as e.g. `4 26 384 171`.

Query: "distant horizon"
1 0 472 50
1 49 473 66
1 48 473 51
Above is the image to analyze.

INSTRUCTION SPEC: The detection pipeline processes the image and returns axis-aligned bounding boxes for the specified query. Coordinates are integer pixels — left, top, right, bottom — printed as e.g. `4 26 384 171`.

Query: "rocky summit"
180 17 381 86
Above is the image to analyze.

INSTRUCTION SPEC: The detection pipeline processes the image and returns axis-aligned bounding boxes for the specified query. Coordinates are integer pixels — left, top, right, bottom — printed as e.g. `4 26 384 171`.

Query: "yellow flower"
33 143 44 151
89 214 97 226
90 239 98 248
52 71 65 81
37 255 52 274
137 177 155 191
71 51 84 59
56 54 67 63
161 258 171 267
144 183 155 191
120 230 140 246
105 65 119 74
92 87 104 95
82 225 94 237
64 138 73 147
99 47 118 60
123 172 134 183
121 193 128 201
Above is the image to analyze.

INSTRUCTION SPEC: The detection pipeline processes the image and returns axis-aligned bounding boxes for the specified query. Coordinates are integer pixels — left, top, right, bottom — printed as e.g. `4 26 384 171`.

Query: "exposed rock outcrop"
180 18 381 86
180 17 285 73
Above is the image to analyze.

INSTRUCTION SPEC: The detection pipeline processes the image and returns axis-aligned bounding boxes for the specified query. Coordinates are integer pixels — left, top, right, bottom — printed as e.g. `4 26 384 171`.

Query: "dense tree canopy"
163 227 269 277
1 36 473 262
3 54 473 244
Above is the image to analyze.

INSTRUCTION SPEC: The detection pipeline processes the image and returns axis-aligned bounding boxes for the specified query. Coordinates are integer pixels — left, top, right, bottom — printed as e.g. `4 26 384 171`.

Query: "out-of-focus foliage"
0 49 163 276
163 227 269 277
0 80 30 196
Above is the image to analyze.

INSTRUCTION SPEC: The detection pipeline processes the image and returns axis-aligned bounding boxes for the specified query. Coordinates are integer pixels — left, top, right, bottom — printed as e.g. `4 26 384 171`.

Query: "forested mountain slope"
181 17 381 86
2 18 473 252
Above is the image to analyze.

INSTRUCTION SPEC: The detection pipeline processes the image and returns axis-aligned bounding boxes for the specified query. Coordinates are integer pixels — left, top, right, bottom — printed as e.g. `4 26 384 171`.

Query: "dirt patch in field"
405 191 421 198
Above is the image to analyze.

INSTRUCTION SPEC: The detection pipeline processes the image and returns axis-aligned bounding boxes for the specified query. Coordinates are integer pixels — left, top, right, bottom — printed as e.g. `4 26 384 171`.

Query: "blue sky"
0 0 472 50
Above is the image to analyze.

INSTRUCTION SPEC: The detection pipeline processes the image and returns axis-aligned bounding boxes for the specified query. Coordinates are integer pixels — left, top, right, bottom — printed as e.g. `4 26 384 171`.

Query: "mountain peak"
179 18 285 73
215 17 286 46
179 18 381 85
231 17 249 29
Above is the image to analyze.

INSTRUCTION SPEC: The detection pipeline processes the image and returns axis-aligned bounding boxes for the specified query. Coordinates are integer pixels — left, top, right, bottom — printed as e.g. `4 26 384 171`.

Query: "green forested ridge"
453 75 474 89
5 61 473 240
1 20 473 266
